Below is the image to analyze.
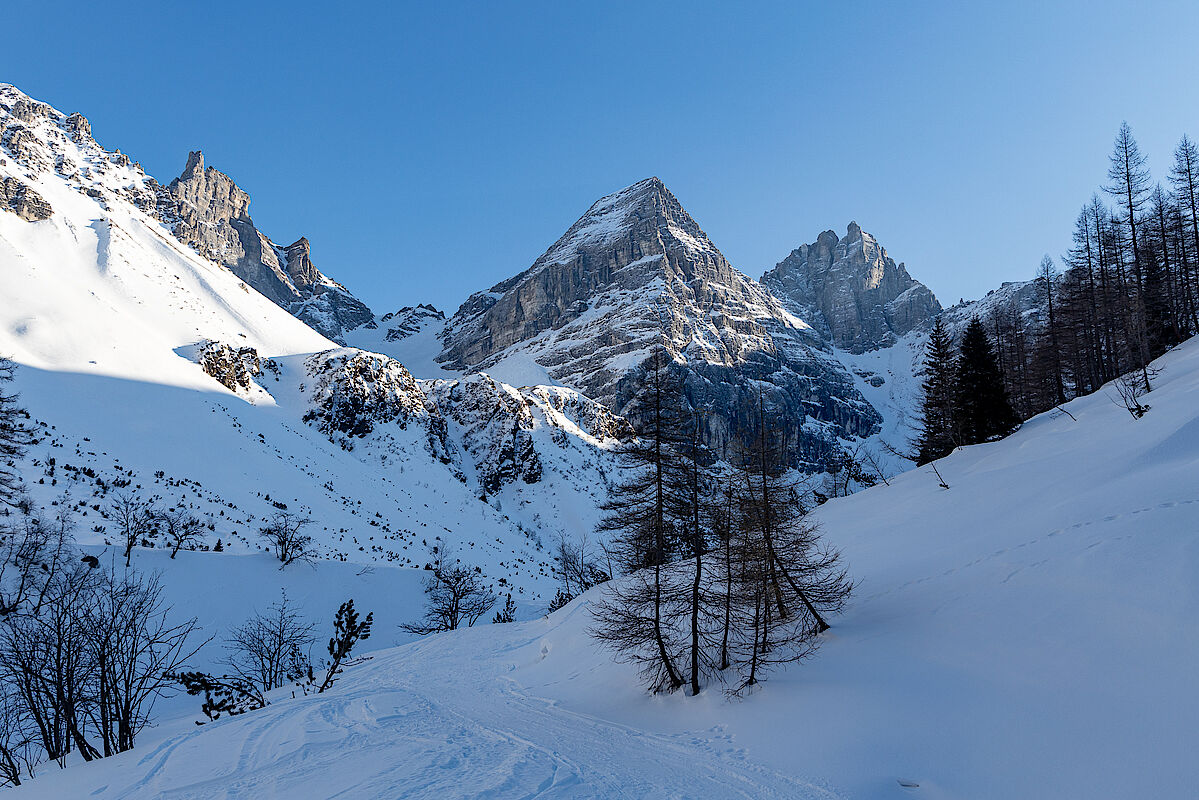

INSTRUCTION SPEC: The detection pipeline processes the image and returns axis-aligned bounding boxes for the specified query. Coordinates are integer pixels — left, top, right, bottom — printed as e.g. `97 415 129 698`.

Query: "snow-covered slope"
29 328 1199 798
344 303 456 380
0 84 623 597
0 86 333 385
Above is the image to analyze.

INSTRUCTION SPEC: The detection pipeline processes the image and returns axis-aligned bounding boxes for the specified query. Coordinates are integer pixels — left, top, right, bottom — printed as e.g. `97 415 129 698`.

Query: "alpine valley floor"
22 329 1199 800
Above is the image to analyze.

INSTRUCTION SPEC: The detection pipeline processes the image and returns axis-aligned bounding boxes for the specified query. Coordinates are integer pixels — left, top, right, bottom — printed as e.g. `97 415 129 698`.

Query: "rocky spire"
181 149 205 179
762 223 942 353
283 237 322 288
160 153 372 342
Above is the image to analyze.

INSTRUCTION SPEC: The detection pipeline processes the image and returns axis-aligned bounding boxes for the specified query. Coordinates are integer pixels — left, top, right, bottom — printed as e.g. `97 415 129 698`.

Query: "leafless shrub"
402 547 496 635
223 591 315 694
109 494 155 567
1110 371 1154 418
155 508 206 560
259 512 316 568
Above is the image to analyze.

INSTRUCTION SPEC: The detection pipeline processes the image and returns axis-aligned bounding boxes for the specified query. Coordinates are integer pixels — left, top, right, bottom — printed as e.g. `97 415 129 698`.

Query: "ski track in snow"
87 608 835 800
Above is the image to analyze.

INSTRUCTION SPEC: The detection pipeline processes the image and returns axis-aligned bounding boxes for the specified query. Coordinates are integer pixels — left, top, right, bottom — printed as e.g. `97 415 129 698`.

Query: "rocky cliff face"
439 178 880 469
0 176 51 221
424 374 630 497
157 151 373 342
301 348 625 498
762 222 941 354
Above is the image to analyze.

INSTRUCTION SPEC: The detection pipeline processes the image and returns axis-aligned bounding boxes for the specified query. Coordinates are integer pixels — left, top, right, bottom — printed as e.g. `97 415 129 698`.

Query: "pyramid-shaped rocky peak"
762 222 942 353
440 177 749 371
531 177 722 271
439 180 881 469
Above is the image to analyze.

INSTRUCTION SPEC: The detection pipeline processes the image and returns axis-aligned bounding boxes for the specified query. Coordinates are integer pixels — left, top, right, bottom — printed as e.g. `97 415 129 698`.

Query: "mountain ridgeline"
762 221 942 353
154 150 375 343
0 80 955 480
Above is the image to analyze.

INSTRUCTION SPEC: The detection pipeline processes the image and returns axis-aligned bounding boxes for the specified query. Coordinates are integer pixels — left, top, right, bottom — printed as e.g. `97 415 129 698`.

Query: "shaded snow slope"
345 303 457 380
29 335 1199 798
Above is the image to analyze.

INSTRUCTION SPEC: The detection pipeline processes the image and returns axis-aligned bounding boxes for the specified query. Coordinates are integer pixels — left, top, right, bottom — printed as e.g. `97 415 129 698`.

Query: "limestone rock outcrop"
0 176 51 221
762 222 941 353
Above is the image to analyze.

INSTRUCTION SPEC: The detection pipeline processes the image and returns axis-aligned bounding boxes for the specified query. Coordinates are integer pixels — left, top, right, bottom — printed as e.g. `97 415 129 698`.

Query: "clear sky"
6 1 1199 314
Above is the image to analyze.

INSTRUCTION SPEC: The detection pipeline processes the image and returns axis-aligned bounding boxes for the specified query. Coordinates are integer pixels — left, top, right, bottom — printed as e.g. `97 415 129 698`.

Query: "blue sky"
6 1 1199 313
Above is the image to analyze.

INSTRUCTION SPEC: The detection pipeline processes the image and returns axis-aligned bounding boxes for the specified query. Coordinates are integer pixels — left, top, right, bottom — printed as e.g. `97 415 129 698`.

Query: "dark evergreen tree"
0 357 31 508
317 599 373 692
954 319 1017 444
492 593 516 624
915 318 957 464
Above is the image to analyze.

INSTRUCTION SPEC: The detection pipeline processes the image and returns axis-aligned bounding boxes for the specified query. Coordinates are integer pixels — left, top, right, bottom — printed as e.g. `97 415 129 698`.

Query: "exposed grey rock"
284 237 375 338
303 349 439 442
0 176 52 221
439 178 880 470
301 349 625 497
159 151 372 342
9 97 53 124
1 124 48 170
64 112 91 144
195 341 278 395
423 374 631 497
762 222 942 353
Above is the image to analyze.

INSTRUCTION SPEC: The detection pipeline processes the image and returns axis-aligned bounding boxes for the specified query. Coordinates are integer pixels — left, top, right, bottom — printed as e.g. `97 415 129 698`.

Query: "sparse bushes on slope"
173 595 376 723
0 511 204 783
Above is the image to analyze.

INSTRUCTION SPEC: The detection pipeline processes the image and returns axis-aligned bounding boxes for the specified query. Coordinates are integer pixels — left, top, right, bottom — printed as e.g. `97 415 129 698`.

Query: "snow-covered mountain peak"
439 179 881 469
0 89 334 387
0 83 627 595
535 176 721 270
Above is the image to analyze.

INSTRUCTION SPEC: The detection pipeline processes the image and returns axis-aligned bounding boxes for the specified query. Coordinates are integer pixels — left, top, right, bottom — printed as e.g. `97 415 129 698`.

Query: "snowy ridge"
940 277 1045 338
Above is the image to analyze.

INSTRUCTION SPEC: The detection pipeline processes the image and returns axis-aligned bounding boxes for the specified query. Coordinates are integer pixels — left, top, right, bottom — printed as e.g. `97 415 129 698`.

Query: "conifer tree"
591 347 687 692
1106 122 1151 293
1037 255 1067 404
1170 135 1199 305
0 357 31 508
915 319 957 464
727 401 851 692
954 319 1017 445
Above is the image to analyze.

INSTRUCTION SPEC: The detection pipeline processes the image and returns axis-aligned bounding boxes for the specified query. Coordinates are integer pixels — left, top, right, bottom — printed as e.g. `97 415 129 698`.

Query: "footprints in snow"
865 498 1198 601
